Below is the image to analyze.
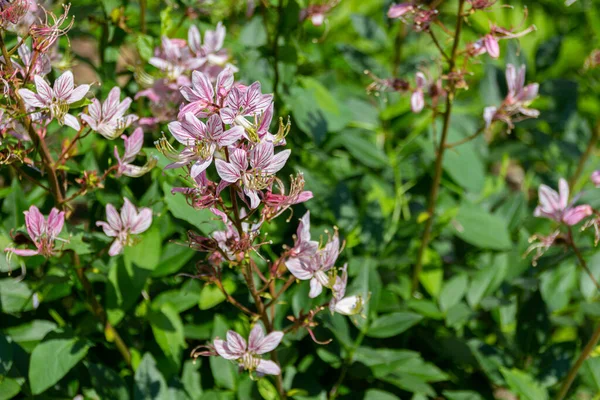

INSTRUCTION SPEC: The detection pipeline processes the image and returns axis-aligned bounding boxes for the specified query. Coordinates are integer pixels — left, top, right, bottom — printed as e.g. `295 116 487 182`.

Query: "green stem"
411 0 466 293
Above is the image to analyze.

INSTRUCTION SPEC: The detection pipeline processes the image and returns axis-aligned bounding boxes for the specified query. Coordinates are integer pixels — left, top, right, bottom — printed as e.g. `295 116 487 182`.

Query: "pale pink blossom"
591 171 600 187
188 22 229 67
18 71 89 130
179 68 234 119
215 142 290 209
81 87 138 140
0 0 28 26
96 198 153 256
166 113 243 178
388 3 414 18
534 178 592 226
213 324 283 376
149 36 204 80
114 127 157 178
410 72 427 113
5 205 65 258
30 4 74 52
220 81 273 130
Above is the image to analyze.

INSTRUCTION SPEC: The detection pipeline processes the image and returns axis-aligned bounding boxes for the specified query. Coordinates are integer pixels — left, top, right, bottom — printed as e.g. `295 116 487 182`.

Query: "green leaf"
199 279 237 310
137 34 154 61
499 367 548 400
366 312 423 338
466 253 509 308
442 391 485 400
182 360 203 400
329 130 388 169
0 377 22 400
540 262 577 311
106 259 152 325
0 333 13 375
124 226 162 270
239 17 268 48
4 320 57 351
86 362 130 400
153 280 201 313
152 243 195 277
257 378 278 400
135 353 169 400
364 389 400 400
351 14 386 43
148 304 186 367
0 279 34 313
29 330 90 394
209 316 237 390
581 357 600 391
163 182 219 233
439 274 469 312
452 205 512 250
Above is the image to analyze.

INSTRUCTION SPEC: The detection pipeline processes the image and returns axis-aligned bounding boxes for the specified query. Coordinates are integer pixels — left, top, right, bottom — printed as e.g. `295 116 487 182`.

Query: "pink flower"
483 64 539 130
114 127 157 178
81 87 138 140
330 263 363 316
215 142 290 209
285 213 341 298
5 205 65 258
18 71 89 130
179 68 234 119
213 324 283 376
219 81 273 132
388 3 414 18
188 22 229 66
166 113 243 178
16 44 51 80
263 174 313 219
96 198 153 256
534 178 592 226
149 36 204 80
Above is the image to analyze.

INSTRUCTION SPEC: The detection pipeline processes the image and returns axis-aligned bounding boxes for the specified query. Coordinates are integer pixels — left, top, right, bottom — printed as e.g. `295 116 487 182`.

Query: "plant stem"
569 119 600 189
444 125 485 149
567 228 600 292
0 33 65 207
140 0 147 34
73 254 132 366
411 0 466 294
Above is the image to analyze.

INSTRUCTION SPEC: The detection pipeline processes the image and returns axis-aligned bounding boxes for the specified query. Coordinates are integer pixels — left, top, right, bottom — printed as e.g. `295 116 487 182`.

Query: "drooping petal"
130 207 152 234
96 221 118 237
6 248 40 257
256 360 281 375
190 157 213 178
108 239 124 256
63 114 81 131
309 277 323 298
333 295 364 316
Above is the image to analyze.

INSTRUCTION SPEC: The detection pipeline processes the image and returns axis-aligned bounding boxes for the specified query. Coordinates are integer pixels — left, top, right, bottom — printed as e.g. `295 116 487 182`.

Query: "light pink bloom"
114 127 157 178
591 171 600 187
263 174 313 219
534 178 592 226
220 82 273 130
166 113 243 178
286 213 341 298
179 68 234 119
18 71 89 130
213 324 283 376
150 36 204 80
81 87 138 140
388 3 414 18
484 64 539 129
16 44 51 80
215 142 290 209
96 198 153 256
188 22 229 66
5 205 65 258
330 263 363 316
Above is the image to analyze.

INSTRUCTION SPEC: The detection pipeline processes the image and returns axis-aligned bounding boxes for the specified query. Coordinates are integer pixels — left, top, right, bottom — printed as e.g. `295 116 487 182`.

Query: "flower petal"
256 360 281 375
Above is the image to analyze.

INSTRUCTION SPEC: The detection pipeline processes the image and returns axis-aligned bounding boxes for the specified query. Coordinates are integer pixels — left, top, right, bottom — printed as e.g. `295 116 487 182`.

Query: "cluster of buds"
387 2 438 32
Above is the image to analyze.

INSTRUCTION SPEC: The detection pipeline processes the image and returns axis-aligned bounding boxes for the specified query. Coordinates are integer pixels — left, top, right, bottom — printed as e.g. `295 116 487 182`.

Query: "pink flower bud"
484 34 500 58
562 205 593 226
388 3 414 18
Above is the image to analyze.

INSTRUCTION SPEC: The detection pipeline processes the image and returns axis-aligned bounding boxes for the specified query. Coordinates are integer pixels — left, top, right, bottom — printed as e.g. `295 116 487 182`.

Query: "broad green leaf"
210 315 237 390
199 279 237 310
364 389 400 400
0 279 34 313
540 263 577 311
135 353 169 400
439 274 469 312
0 377 22 400
124 226 162 270
29 330 90 394
4 320 57 352
182 359 203 400
239 17 268 48
499 367 548 400
581 356 600 391
257 378 278 400
148 304 186 367
452 205 512 250
87 362 130 400
366 312 423 338
152 243 195 277
466 253 509 308
163 183 218 233
443 391 485 400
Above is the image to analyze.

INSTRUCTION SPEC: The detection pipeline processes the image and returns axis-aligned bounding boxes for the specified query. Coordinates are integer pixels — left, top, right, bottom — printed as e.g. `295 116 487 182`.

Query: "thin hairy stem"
412 0 466 294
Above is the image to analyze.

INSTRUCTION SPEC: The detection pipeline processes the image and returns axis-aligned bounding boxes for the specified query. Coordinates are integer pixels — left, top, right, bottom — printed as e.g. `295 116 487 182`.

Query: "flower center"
243 169 272 191
49 100 70 124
